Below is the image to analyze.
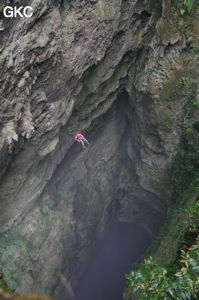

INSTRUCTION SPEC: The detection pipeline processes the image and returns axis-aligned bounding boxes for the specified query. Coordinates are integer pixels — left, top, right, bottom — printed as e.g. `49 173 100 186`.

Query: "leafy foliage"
0 271 11 292
193 101 199 109
126 238 199 300
183 0 194 13
176 0 194 27
188 201 199 230
125 61 199 297
168 135 199 200
178 76 188 87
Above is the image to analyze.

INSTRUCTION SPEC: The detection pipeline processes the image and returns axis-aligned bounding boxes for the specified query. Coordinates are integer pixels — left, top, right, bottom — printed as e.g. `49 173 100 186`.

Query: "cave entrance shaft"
47 90 166 298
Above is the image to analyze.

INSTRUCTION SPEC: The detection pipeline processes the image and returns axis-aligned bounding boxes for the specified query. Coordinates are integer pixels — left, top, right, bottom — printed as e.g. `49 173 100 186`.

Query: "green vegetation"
183 0 194 13
124 124 199 299
125 144 198 299
193 101 199 109
0 271 14 293
176 0 194 28
178 76 188 87
160 71 197 105
150 193 198 266
0 272 8 290
126 238 199 300
167 133 199 200
125 46 199 297
0 231 29 292
188 201 199 230
0 194 65 292
157 109 173 131
182 126 191 136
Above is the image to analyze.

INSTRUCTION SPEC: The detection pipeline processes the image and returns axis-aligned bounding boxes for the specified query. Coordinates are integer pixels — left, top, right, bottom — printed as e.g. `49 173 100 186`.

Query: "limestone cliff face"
0 0 198 297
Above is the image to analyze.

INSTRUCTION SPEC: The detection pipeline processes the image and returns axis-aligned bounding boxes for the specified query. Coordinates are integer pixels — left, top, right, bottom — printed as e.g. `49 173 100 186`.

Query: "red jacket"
75 133 84 141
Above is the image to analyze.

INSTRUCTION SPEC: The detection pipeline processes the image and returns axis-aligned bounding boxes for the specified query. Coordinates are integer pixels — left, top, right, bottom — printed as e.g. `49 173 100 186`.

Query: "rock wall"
0 0 198 297
0 0 154 233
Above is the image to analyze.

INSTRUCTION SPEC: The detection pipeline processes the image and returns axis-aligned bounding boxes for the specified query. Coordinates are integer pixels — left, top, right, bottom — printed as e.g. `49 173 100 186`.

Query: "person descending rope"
75 133 90 149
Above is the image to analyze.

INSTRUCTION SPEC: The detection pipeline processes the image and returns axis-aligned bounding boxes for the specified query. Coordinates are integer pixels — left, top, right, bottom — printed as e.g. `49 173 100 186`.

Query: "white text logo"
3 6 33 18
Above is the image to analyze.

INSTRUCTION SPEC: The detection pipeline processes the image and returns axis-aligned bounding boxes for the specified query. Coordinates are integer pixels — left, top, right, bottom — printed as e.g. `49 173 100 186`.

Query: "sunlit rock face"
0 0 188 296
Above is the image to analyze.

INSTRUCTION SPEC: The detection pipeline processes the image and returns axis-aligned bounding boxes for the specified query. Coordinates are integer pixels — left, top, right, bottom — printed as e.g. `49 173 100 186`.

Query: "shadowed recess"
75 222 151 300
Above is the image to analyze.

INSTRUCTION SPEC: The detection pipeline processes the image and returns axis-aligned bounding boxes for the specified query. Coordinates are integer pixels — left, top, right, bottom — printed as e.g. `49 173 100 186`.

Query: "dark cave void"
51 90 166 300
75 222 151 300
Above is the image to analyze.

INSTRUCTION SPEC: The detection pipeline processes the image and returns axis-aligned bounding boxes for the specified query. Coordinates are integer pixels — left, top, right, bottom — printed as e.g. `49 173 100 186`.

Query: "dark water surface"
75 222 151 300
